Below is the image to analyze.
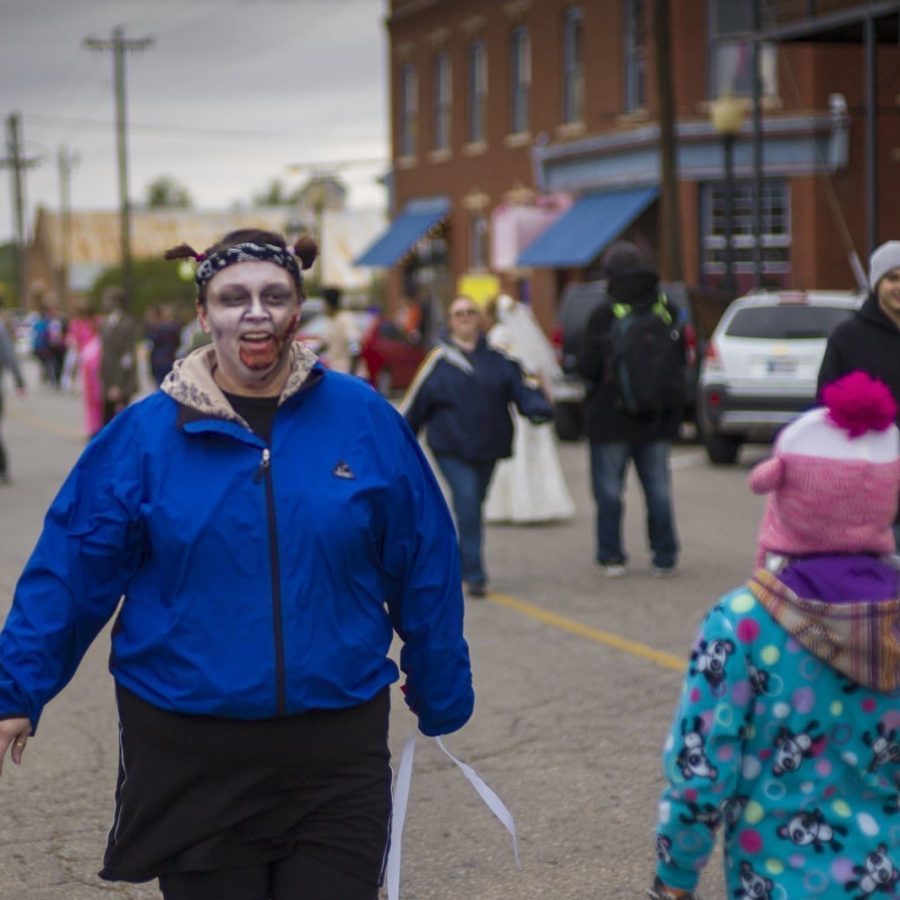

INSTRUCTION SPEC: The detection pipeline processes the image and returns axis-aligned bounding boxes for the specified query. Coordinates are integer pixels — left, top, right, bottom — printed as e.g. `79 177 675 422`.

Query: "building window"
433 52 452 152
510 25 530 134
709 0 777 98
469 213 489 270
701 179 791 285
399 63 418 157
562 7 584 124
467 40 488 144
624 0 646 112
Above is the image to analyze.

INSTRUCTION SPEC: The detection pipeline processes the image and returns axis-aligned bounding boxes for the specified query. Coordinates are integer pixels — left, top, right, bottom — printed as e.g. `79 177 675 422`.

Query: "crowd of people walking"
0 234 897 900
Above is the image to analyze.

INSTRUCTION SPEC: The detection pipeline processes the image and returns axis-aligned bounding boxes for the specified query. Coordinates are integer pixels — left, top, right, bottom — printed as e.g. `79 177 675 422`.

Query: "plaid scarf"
748 568 900 693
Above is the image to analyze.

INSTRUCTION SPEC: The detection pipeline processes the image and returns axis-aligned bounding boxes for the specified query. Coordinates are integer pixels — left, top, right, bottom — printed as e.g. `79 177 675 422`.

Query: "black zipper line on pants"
256 447 286 715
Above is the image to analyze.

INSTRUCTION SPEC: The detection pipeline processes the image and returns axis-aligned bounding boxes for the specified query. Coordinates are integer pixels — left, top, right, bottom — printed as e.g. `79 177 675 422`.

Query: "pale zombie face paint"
200 260 300 396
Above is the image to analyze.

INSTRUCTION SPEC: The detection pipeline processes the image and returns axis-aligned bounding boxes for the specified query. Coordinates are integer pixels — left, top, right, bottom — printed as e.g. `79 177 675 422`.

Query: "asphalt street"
0 362 773 899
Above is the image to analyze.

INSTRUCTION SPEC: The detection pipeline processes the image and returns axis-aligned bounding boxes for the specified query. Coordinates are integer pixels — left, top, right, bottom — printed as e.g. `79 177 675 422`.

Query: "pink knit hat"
750 371 900 564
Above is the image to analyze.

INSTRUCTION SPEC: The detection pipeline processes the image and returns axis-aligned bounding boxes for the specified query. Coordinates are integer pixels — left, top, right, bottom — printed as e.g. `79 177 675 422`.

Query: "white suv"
698 290 862 464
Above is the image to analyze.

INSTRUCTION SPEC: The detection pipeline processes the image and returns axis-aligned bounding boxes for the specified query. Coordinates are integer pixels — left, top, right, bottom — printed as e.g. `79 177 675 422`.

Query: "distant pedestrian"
485 293 575 524
402 294 553 597
46 302 67 387
0 227 472 900
649 371 900 900
395 292 425 345
31 303 64 388
320 286 361 374
575 241 686 577
145 303 181 386
818 239 900 545
0 300 25 483
78 313 103 440
99 286 140 424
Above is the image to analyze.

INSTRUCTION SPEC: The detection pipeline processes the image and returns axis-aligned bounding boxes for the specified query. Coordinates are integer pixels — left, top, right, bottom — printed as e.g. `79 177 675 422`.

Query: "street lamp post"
710 94 746 295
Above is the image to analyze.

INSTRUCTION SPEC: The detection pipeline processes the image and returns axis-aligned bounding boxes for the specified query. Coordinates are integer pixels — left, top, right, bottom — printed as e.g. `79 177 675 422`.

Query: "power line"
24 111 386 145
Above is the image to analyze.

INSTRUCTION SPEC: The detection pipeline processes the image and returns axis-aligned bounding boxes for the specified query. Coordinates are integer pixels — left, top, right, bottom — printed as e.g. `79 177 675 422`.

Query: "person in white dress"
485 294 576 524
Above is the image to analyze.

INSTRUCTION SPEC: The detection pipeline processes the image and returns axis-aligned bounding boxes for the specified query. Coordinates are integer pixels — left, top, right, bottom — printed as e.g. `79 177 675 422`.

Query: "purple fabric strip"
779 554 899 603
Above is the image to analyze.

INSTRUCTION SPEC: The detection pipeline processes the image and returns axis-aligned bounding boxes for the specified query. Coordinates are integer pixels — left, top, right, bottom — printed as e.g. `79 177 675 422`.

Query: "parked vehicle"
551 280 701 441
698 289 863 464
359 315 427 395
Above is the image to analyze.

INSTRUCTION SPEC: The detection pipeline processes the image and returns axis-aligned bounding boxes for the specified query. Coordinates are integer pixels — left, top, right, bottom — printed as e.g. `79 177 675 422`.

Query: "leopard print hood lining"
160 341 319 429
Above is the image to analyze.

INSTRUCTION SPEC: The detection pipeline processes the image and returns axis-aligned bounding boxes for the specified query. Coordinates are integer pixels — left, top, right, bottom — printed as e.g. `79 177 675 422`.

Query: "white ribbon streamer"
435 736 522 870
386 731 417 900
385 729 522 900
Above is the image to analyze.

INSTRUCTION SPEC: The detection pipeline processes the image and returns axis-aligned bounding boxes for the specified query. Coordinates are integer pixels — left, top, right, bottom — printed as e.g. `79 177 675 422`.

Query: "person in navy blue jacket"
402 295 553 597
0 229 473 900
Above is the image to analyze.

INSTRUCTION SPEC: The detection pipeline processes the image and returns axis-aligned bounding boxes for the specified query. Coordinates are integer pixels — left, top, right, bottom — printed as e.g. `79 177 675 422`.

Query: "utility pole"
84 26 153 308
0 113 42 309
57 146 79 303
653 0 682 283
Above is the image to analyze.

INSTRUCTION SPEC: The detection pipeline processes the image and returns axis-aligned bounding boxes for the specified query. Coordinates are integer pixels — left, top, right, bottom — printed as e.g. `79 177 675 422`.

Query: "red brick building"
357 0 900 334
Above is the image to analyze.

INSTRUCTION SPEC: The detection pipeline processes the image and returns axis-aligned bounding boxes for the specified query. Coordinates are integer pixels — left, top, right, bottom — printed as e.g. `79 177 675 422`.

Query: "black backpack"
607 295 685 416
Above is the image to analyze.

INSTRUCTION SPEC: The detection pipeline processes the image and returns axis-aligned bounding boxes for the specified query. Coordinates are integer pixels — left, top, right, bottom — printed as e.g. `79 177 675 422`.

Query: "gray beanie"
869 240 900 291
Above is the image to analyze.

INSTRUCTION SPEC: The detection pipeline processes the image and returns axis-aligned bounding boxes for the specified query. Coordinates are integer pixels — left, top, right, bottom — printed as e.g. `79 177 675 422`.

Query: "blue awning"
354 197 450 267
516 186 659 268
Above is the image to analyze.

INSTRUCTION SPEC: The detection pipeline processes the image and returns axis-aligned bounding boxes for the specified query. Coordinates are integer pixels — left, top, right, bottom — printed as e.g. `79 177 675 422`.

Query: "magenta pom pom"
822 371 897 436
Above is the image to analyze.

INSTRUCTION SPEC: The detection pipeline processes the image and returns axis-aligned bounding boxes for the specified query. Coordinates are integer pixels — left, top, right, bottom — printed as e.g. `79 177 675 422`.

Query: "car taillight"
707 390 722 408
551 324 564 365
683 322 697 367
704 341 719 362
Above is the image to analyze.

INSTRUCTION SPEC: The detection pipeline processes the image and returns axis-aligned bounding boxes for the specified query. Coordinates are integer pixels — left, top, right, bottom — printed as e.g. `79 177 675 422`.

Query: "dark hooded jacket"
817 293 900 422
575 267 686 443
402 334 553 463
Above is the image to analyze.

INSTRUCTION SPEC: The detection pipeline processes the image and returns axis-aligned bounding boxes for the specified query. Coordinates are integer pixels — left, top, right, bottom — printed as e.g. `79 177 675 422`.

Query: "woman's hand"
0 717 32 775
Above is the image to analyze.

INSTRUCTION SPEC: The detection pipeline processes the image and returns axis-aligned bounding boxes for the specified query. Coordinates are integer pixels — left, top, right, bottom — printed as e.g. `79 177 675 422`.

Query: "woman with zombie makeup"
0 228 473 900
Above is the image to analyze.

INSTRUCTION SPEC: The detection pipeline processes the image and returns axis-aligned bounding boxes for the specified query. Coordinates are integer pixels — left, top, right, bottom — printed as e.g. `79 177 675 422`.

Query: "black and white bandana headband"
194 242 302 290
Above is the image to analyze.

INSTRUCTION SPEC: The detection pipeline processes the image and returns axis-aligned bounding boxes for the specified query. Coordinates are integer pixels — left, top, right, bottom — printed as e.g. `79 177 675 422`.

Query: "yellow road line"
8 407 83 441
487 591 687 673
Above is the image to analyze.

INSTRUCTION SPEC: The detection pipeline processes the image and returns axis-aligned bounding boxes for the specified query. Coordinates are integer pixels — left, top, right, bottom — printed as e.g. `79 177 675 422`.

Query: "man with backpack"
575 241 686 578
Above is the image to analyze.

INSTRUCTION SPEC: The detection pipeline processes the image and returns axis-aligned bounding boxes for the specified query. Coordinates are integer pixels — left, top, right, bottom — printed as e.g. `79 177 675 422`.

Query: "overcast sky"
0 0 389 244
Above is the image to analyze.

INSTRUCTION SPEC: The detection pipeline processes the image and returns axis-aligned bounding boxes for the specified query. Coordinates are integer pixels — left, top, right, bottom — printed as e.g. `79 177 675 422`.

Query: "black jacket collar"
859 293 900 334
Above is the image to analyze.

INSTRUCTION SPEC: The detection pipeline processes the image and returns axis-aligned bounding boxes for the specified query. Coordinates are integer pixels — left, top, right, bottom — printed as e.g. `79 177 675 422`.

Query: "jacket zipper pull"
254 447 271 483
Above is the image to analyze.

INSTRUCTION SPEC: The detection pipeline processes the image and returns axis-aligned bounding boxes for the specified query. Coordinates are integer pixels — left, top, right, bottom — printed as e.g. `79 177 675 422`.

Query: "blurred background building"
356 0 900 334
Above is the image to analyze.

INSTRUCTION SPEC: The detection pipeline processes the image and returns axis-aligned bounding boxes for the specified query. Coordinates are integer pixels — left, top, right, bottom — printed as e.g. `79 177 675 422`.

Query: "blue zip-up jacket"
401 335 553 463
0 343 473 737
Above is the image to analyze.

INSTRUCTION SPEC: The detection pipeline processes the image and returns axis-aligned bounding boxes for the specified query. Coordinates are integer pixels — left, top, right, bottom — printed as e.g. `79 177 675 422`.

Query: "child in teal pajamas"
651 372 900 900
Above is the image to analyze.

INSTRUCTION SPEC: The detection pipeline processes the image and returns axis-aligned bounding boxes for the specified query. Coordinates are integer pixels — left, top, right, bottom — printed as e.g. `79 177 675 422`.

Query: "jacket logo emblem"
333 460 355 479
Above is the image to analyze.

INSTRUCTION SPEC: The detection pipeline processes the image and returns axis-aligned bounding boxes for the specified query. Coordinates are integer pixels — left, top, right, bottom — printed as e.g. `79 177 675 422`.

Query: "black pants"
158 850 378 900
103 687 391 896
